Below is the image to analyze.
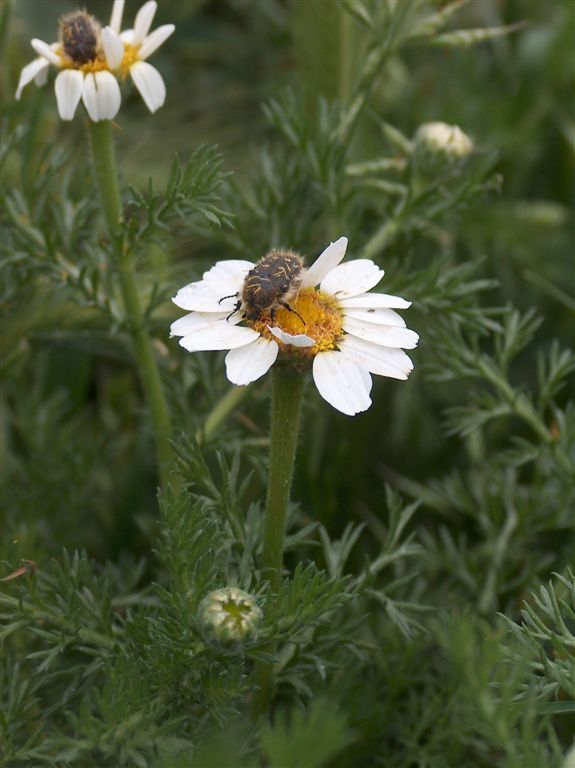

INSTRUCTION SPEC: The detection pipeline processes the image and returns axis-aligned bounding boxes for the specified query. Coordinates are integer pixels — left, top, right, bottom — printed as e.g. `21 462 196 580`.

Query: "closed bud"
413 121 473 176
199 587 263 642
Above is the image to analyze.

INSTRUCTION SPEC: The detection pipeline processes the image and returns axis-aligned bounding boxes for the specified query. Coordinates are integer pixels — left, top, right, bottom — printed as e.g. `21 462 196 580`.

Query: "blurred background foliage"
1 0 574 766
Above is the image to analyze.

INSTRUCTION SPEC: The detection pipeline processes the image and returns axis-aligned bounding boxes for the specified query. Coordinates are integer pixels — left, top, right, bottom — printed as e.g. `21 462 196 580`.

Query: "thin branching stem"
88 120 173 489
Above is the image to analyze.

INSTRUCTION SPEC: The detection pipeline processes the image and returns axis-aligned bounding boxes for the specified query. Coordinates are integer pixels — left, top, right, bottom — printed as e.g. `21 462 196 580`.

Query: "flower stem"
195 385 249 445
252 365 305 719
88 120 172 489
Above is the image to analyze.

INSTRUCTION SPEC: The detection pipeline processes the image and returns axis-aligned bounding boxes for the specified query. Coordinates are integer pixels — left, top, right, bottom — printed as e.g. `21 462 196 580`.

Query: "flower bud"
199 587 262 642
413 121 473 176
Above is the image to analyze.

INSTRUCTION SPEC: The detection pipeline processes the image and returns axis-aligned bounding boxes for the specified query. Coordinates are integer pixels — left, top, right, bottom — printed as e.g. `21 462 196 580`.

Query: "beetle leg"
219 292 239 304
225 300 242 322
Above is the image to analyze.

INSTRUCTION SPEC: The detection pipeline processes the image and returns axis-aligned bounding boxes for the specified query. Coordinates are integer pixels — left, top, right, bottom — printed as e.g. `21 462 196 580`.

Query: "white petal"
34 63 49 87
225 338 279 385
172 287 238 314
138 24 175 60
172 261 253 312
339 292 411 309
343 317 419 349
201 260 254 292
179 324 259 352
343 307 406 327
110 0 125 33
170 311 239 338
133 1 158 45
15 58 49 99
268 326 315 348
339 335 414 379
312 352 372 416
120 29 135 44
54 69 84 121
301 236 348 288
130 61 165 112
101 27 124 69
31 38 60 66
82 71 121 121
320 260 384 298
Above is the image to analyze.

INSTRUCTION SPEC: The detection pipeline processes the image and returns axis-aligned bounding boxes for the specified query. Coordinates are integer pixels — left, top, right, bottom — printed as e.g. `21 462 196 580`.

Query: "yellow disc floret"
250 288 344 358
119 44 142 79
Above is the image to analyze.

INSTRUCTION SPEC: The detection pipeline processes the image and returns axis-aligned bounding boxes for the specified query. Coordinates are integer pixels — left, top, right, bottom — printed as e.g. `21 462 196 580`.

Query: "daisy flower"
101 1 175 114
14 1 173 120
170 237 419 416
15 7 121 121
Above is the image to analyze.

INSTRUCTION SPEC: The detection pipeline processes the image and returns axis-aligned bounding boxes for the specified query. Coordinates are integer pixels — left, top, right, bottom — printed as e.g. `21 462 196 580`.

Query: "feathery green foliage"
1 0 574 765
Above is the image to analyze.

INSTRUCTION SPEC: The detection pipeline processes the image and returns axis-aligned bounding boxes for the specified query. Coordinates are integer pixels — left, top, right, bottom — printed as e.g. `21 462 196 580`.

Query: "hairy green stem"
261 367 305 591
252 366 305 719
88 121 172 488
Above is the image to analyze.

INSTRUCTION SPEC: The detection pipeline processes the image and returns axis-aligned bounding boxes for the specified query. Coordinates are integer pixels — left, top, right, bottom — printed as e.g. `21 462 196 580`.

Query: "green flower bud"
413 121 474 176
199 587 263 642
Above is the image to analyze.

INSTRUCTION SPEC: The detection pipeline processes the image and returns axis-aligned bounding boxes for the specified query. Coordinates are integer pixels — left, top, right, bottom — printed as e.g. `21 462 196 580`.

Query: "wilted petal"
301 236 348 288
321 259 384 298
268 326 315 348
54 69 84 120
138 24 175 60
15 57 49 99
312 352 372 416
225 338 279 385
130 60 166 112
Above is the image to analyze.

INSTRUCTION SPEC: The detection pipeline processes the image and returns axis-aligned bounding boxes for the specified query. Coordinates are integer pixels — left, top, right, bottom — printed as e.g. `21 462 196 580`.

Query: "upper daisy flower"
101 0 175 114
14 0 174 121
170 237 419 416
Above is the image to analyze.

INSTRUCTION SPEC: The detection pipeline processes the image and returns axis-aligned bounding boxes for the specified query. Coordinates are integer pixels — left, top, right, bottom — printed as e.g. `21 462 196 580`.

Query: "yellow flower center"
119 44 142 79
249 288 344 358
58 42 142 77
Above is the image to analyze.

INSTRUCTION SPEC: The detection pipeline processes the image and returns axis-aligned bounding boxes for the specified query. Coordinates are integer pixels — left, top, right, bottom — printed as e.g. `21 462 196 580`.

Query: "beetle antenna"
279 300 306 326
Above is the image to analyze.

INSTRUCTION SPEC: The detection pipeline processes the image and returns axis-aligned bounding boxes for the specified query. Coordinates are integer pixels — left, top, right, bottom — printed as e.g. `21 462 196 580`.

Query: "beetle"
220 250 306 325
